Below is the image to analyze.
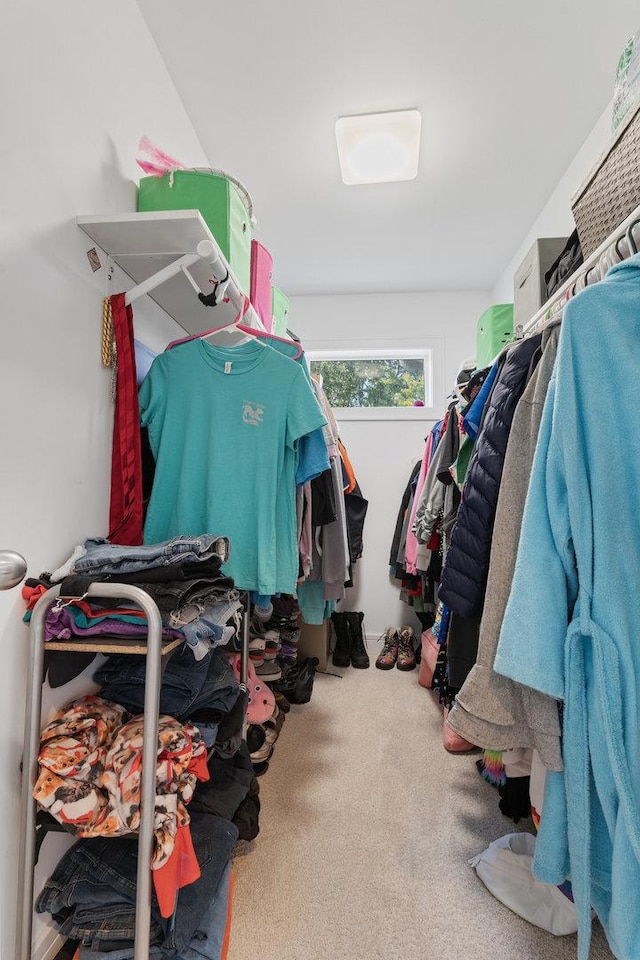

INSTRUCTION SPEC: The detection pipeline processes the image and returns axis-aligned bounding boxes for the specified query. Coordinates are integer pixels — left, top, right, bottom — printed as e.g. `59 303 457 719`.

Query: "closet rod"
522 201 640 337
124 239 245 317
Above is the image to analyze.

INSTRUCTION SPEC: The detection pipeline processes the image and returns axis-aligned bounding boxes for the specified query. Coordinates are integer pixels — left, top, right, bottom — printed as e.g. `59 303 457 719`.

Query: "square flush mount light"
335 109 421 185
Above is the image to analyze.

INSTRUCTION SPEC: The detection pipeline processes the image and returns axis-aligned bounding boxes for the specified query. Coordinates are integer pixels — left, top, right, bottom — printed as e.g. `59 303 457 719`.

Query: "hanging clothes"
438 334 542 622
139 339 326 595
494 255 640 960
108 293 144 546
447 322 563 770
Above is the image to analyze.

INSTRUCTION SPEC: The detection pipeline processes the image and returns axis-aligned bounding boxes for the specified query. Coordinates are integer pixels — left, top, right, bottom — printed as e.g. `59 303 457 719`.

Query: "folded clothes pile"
37 810 238 960
34 695 209 918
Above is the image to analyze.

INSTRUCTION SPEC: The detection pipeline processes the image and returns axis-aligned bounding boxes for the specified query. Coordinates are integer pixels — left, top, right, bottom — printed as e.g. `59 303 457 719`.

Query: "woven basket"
571 101 640 258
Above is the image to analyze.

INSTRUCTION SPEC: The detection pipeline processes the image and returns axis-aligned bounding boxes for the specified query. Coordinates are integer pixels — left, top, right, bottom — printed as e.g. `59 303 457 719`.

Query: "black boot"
331 612 351 667
346 611 370 669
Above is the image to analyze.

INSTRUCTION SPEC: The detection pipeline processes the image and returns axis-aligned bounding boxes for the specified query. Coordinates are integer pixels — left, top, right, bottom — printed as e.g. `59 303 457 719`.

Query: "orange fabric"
22 583 47 611
221 871 235 960
338 439 357 494
72 947 82 960
152 822 201 918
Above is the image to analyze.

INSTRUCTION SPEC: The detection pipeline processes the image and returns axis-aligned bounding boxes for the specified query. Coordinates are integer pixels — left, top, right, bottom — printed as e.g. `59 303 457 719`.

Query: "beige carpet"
230 649 613 960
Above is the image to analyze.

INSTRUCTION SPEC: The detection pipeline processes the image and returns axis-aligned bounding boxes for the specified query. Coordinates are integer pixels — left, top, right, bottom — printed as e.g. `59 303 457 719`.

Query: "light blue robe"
495 254 640 960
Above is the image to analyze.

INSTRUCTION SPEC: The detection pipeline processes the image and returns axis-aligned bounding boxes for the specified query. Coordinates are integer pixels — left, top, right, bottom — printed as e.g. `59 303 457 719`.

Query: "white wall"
289 291 490 638
492 101 613 302
0 4 207 957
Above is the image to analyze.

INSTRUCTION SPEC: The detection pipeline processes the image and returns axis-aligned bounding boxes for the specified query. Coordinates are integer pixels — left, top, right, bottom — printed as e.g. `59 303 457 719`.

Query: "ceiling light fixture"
335 109 421 186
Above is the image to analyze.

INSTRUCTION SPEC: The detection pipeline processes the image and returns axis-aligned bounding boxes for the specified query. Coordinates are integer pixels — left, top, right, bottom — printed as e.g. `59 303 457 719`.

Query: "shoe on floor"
375 628 398 670
396 626 417 671
330 611 351 668
346 611 369 669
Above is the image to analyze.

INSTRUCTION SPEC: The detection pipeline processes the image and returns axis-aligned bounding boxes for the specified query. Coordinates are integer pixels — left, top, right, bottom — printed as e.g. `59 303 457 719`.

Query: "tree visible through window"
310 356 428 408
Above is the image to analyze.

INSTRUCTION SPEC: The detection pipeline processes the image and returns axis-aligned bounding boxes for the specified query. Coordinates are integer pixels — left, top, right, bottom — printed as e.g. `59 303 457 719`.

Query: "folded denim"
179 599 242 645
177 860 231 960
97 556 224 584
37 810 238 957
193 720 219 748
52 535 230 582
132 579 239 620
95 646 240 720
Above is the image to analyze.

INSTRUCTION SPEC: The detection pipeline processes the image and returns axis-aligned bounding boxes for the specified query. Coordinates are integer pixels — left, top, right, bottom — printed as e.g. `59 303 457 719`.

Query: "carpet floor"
230 648 613 960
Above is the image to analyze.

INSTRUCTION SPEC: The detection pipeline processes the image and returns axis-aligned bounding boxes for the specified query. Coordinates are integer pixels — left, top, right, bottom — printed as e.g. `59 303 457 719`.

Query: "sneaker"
396 626 417 671
249 636 266 665
264 640 280 661
375 628 398 670
255 660 282 682
251 618 280 643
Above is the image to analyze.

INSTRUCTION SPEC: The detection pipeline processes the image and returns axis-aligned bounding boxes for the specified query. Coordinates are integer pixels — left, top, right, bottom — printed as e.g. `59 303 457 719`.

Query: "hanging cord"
101 296 115 367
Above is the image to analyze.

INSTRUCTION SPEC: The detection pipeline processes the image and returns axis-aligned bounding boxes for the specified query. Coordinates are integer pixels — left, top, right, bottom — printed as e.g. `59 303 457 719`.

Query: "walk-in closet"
3 4 640 959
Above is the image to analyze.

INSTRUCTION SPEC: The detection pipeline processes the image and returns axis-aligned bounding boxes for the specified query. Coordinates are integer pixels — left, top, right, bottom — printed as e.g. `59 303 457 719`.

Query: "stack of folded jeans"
94 645 241 749
30 536 244 691
51 536 242 661
36 810 238 960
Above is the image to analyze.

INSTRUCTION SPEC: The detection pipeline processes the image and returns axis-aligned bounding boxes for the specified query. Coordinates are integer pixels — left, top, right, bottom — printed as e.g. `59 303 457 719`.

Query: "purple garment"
45 606 183 643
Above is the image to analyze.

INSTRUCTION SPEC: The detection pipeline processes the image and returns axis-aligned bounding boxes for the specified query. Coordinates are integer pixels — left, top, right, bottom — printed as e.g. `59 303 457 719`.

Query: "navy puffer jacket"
439 334 542 618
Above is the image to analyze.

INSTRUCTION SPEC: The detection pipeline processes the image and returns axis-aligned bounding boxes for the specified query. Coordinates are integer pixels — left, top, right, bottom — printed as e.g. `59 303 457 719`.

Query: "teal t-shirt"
139 338 327 594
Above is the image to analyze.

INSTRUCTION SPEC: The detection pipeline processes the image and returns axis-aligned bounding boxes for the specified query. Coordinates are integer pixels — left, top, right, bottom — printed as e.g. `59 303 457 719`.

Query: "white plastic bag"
469 833 579 936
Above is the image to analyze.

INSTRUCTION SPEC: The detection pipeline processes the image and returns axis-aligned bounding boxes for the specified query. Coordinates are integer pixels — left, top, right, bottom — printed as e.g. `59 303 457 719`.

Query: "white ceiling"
137 0 638 295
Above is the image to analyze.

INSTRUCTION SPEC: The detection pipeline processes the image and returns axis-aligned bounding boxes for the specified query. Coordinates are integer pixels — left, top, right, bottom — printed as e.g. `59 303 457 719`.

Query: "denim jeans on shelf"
178 860 231 960
72 535 230 576
95 646 239 719
137 579 239 622
38 811 238 958
180 599 243 646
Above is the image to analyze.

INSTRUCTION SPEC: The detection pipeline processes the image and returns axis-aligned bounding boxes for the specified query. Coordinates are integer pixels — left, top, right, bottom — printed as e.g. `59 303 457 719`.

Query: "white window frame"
307 348 434 421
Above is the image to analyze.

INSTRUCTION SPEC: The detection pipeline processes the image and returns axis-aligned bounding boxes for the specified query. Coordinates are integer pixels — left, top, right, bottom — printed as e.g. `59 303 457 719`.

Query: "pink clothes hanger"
166 296 303 359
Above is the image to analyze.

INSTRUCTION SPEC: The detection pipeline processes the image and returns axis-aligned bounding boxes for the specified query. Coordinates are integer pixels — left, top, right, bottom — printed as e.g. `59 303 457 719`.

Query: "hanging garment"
108 293 144 546
412 404 463 570
438 334 542 620
139 340 326 595
494 255 640 960
404 433 436 575
447 323 563 770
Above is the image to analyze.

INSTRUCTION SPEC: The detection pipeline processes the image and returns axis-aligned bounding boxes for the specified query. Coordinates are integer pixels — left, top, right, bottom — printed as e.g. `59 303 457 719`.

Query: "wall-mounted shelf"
77 210 262 335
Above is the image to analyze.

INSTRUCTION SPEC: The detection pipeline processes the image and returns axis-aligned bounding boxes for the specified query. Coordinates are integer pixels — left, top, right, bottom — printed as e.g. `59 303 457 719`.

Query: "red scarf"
108 293 143 545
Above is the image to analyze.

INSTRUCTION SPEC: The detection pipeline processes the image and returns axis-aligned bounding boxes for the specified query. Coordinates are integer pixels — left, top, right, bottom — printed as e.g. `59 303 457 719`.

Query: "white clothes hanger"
201 296 265 348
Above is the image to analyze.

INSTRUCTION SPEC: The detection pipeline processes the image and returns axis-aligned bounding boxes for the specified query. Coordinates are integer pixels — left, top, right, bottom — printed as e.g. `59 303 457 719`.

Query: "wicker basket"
571 101 640 258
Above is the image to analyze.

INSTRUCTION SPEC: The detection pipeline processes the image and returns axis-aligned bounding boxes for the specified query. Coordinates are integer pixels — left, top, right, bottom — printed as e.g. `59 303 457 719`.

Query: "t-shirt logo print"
243 401 265 426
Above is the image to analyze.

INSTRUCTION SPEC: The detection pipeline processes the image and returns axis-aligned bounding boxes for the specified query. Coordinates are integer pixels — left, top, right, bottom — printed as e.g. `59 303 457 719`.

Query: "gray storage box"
514 237 568 328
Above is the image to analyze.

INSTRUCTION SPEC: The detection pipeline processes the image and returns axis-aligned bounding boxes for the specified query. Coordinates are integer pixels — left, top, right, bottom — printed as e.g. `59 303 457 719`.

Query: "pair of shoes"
375 626 417 671
330 611 370 669
254 660 282 682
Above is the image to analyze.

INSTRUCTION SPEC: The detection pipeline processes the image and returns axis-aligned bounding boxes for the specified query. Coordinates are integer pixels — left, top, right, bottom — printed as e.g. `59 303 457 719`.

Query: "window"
308 349 432 419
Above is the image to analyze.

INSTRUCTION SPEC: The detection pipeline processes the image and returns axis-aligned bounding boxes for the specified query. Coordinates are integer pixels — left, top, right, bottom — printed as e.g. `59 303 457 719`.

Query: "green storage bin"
137 170 252 293
476 304 514 368
272 286 290 337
